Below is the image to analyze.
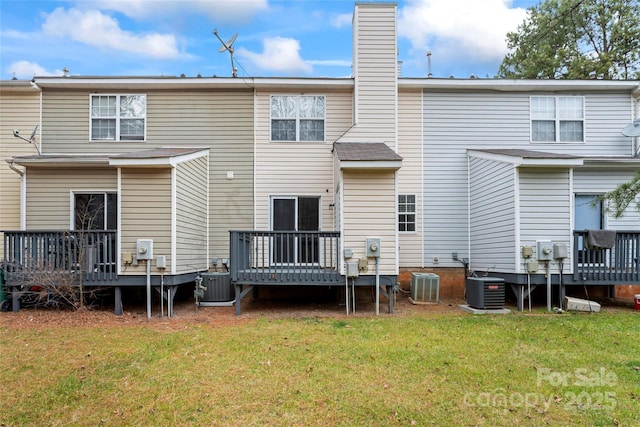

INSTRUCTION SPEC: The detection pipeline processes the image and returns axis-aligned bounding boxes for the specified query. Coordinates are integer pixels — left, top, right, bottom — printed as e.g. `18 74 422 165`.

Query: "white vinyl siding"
25 168 117 230
175 157 209 273
397 89 423 266
519 168 572 274
422 90 635 268
469 157 517 273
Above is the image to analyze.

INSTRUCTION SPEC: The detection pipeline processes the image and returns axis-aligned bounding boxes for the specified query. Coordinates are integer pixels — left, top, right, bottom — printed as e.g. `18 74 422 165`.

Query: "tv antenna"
213 29 238 78
12 125 40 155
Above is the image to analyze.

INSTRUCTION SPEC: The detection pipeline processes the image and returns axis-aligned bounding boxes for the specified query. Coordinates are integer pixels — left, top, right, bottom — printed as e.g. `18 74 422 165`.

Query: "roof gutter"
7 159 24 177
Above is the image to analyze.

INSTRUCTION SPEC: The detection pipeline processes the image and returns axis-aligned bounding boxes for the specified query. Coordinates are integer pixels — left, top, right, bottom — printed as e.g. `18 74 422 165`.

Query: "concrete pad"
458 304 511 314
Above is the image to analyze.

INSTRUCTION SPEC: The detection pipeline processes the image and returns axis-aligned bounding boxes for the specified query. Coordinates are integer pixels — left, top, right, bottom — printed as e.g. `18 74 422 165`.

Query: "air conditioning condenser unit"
409 273 439 304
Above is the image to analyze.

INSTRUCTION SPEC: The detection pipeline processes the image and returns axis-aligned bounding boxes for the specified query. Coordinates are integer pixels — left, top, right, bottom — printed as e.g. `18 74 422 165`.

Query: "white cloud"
398 0 527 62
236 37 312 74
6 61 63 79
42 7 180 59
90 0 269 23
331 12 352 29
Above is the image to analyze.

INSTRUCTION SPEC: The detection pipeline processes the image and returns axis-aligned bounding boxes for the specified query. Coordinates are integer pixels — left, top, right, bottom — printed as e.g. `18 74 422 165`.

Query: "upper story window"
90 94 146 141
398 194 416 232
531 96 584 143
271 95 325 142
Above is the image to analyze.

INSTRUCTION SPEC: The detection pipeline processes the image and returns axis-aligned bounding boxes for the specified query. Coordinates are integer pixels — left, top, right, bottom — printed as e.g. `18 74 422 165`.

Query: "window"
399 194 416 232
531 96 584 142
74 193 117 230
271 95 325 141
90 94 146 141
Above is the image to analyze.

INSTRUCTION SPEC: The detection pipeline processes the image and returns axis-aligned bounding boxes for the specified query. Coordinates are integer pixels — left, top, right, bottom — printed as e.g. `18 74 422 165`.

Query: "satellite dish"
218 32 237 53
29 124 39 141
621 119 640 137
11 124 40 155
213 29 238 78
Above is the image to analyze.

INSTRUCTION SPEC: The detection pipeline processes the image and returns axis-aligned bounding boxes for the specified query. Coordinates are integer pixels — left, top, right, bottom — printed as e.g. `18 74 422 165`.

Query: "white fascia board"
581 157 640 167
33 76 353 91
339 160 402 170
109 157 175 167
399 78 640 93
467 150 522 164
520 158 584 167
108 149 208 168
467 150 583 167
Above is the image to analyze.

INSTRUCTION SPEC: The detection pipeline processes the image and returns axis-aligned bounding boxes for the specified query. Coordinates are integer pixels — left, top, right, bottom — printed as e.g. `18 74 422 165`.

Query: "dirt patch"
4 289 631 330
1 291 468 330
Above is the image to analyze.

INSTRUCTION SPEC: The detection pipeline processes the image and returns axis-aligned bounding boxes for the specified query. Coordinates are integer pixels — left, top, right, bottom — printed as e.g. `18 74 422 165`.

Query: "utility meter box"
366 238 381 258
346 262 359 278
554 243 568 260
136 239 154 260
537 241 553 261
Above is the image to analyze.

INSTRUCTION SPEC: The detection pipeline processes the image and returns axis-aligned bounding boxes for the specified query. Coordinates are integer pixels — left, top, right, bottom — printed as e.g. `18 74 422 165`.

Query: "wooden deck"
229 230 395 315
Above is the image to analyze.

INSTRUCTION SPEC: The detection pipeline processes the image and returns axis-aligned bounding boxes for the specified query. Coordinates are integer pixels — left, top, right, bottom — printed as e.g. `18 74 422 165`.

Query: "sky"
0 0 540 80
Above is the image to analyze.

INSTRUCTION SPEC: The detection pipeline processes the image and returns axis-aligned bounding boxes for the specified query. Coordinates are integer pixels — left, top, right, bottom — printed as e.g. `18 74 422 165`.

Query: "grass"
1 310 639 426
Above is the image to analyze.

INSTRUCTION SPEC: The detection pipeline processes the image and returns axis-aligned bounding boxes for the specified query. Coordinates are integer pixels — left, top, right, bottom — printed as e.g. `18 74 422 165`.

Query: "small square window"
270 95 325 142
531 96 584 143
90 94 146 141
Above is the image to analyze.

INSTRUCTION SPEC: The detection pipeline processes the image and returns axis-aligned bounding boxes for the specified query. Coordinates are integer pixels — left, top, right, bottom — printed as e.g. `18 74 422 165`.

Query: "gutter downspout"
7 160 26 229
7 160 24 177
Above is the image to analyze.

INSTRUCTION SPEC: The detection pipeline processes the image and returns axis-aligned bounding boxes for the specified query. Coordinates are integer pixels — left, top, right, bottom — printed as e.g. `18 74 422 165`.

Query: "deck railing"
2 230 118 283
573 230 640 283
229 230 341 285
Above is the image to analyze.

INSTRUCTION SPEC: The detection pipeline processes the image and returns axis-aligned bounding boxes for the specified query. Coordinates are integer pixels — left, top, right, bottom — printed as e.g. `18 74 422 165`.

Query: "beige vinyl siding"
254 90 353 231
175 157 208 273
24 168 116 229
397 89 422 267
41 88 254 259
0 88 40 258
519 168 571 274
120 169 171 275
349 3 397 146
469 157 517 273
342 170 397 275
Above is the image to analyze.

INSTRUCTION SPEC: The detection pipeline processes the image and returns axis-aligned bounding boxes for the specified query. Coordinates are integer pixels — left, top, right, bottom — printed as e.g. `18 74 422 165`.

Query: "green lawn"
1 310 639 426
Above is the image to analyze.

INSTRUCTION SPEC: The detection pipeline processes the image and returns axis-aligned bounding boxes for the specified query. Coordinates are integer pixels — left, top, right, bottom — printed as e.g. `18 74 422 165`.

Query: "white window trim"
269 94 326 143
70 190 118 230
398 193 417 234
89 94 147 142
530 95 585 144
